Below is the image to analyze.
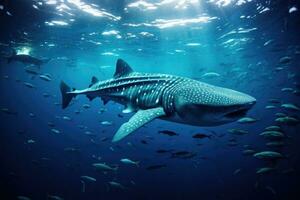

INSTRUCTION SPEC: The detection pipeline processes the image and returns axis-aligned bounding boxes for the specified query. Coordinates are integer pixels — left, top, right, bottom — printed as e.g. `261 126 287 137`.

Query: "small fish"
254 151 283 160
39 74 52 81
130 180 136 185
228 128 248 135
108 181 126 190
260 131 285 139
293 89 300 96
156 149 172 154
145 135 154 140
98 107 107 113
171 151 196 159
237 117 258 123
81 175 96 182
192 133 211 139
1 108 17 115
82 104 90 109
281 103 300 111
48 122 55 127
84 131 96 136
263 39 273 46
40 157 51 161
51 128 61 134
275 112 286 117
256 167 274 174
100 121 113 125
6 11 12 16
281 87 293 92
47 195 64 200
63 116 71 121
242 149 256 155
233 168 241 175
275 116 299 125
158 130 178 136
227 141 238 146
24 66 39 75
288 72 295 79
266 141 285 147
17 196 31 200
265 105 276 109
64 147 80 153
78 125 86 129
100 137 108 141
23 82 36 88
264 126 281 131
279 56 292 64
265 185 277 196
43 93 51 98
120 158 139 166
268 98 281 103
275 64 284 70
27 139 35 144
289 6 298 13
146 164 166 170
201 72 221 79
141 140 148 144
92 163 118 171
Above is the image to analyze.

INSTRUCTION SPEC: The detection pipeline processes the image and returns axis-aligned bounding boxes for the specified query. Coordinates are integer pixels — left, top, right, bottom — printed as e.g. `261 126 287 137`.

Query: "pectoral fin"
112 107 166 142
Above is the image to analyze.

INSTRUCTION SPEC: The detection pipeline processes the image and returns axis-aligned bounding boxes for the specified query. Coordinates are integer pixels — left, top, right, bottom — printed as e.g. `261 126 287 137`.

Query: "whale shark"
60 59 256 142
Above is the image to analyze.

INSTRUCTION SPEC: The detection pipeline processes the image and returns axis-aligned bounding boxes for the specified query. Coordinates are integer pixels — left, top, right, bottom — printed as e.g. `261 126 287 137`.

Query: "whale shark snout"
221 99 256 121
173 83 256 126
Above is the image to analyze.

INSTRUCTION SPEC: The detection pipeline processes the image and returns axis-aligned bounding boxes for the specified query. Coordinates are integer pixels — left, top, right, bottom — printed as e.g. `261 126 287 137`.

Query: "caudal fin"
60 81 75 109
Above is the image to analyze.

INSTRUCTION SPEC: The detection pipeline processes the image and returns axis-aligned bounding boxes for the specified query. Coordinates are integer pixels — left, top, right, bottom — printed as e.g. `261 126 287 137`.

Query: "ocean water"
0 0 300 200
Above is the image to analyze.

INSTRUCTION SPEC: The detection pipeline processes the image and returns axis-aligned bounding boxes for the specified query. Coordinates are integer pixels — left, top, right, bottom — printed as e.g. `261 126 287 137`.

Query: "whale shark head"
173 81 256 126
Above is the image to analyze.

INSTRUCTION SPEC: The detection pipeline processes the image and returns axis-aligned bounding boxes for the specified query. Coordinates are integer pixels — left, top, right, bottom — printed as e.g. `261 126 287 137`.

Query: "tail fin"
60 81 75 109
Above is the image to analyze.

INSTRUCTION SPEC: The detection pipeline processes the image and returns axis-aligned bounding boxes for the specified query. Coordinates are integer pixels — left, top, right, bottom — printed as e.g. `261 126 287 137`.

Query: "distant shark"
60 59 256 142
6 49 50 67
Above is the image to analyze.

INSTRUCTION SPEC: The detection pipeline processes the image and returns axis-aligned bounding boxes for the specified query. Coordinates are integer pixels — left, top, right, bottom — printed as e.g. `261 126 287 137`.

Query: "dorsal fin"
113 59 134 78
89 76 99 87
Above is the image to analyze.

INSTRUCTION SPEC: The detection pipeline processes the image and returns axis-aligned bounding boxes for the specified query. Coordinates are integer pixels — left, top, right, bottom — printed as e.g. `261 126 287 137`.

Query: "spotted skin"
61 59 256 142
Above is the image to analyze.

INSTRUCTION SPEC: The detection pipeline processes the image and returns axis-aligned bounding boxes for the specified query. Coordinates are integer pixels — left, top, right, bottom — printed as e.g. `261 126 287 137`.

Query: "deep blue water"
0 0 300 200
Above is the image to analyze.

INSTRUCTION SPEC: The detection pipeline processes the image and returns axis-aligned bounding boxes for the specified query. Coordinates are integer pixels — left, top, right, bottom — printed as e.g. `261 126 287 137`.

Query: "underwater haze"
1 0 300 199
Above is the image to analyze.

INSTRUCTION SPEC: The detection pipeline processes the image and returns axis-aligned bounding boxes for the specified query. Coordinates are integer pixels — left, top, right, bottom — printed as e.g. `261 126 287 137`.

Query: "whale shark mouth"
224 108 249 118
